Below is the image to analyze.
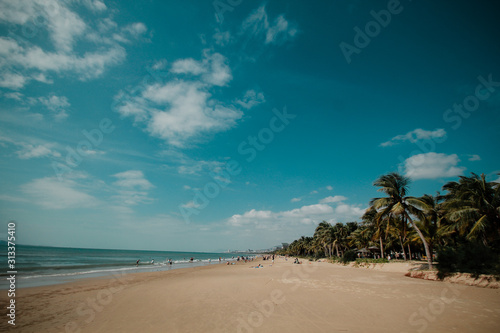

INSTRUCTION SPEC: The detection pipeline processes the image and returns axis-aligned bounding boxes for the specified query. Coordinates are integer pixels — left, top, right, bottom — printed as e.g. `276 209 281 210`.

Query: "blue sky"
0 0 499 252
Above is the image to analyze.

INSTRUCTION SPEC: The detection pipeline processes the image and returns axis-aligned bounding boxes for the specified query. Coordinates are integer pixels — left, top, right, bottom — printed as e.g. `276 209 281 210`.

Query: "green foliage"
355 258 389 264
280 172 500 278
340 249 357 264
436 242 500 279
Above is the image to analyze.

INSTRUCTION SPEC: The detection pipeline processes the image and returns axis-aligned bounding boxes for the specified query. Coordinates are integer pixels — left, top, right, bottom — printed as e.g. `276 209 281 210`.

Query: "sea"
1 244 254 289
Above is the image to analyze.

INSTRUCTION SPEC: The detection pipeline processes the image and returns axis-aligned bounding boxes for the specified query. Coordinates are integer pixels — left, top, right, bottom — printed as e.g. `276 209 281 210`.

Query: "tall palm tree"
362 207 386 258
410 194 452 257
314 221 334 257
333 222 349 256
441 173 500 247
370 172 433 269
348 227 373 251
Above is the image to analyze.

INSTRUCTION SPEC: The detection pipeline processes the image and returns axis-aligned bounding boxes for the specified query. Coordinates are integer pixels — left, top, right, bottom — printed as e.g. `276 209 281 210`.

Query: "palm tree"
441 173 500 247
348 227 373 251
370 172 433 269
333 222 349 256
314 221 334 257
362 207 386 258
410 194 452 257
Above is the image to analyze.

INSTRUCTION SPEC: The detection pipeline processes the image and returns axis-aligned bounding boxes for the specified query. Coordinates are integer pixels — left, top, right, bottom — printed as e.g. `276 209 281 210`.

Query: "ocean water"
0 244 252 289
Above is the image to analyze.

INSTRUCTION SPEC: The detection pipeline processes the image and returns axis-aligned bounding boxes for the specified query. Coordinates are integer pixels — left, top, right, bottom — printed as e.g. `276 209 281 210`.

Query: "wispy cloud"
235 89 265 109
17 144 60 159
21 176 99 209
112 170 154 190
403 152 465 180
319 195 347 204
380 128 446 147
468 154 481 161
35 94 70 121
241 5 298 45
0 0 146 90
0 135 61 160
111 170 155 206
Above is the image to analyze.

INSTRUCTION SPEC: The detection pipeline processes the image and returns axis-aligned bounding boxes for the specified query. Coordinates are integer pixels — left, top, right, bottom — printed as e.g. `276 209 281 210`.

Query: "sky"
0 0 499 252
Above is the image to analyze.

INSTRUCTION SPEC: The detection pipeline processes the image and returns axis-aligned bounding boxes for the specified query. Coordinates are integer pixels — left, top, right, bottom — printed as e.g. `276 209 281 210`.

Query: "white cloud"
326 185 333 191
0 135 60 159
320 195 347 204
228 201 365 231
17 144 60 159
0 0 37 25
37 94 70 121
45 2 87 52
0 71 28 89
228 209 275 228
381 128 446 147
291 197 301 203
81 0 107 12
404 152 465 180
213 30 231 46
265 15 298 44
241 5 298 45
468 154 481 161
3 92 23 100
112 170 154 206
235 89 265 109
21 177 99 209
335 204 366 219
112 170 154 190
169 53 232 86
181 201 200 209
171 58 206 75
151 59 168 70
178 160 224 175
0 0 145 90
115 52 242 147
123 22 147 39
281 204 333 218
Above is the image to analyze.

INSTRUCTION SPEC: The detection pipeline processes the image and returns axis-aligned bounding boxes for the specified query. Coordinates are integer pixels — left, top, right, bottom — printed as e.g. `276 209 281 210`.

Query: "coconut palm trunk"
379 236 384 259
399 236 407 260
406 213 432 268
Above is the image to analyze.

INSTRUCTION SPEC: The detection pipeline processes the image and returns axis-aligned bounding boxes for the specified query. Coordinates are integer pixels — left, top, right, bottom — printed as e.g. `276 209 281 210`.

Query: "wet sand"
1 257 499 332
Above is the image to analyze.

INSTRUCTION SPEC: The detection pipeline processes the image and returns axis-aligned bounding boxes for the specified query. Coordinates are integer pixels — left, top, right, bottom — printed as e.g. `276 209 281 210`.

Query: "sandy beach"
2 257 500 333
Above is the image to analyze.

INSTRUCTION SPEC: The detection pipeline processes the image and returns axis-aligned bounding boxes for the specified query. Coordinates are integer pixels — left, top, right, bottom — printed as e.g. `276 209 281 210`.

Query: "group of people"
135 258 173 266
235 256 253 263
133 256 260 267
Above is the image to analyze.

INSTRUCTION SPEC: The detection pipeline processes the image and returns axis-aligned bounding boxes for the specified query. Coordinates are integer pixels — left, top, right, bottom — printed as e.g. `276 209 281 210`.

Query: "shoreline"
0 259 235 290
2 257 499 332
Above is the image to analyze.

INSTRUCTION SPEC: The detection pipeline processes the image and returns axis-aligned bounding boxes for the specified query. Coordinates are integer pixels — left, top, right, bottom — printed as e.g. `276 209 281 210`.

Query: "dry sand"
1 257 500 333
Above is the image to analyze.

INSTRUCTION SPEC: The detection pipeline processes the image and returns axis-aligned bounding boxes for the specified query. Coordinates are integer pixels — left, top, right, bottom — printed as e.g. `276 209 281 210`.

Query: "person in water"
136 259 140 266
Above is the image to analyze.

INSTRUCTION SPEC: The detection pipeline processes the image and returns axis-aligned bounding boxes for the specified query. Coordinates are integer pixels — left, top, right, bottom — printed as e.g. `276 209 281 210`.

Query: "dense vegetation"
276 172 500 278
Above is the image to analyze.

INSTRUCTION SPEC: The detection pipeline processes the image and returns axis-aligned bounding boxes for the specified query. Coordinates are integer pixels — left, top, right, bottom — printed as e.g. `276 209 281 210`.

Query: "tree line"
278 172 500 273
